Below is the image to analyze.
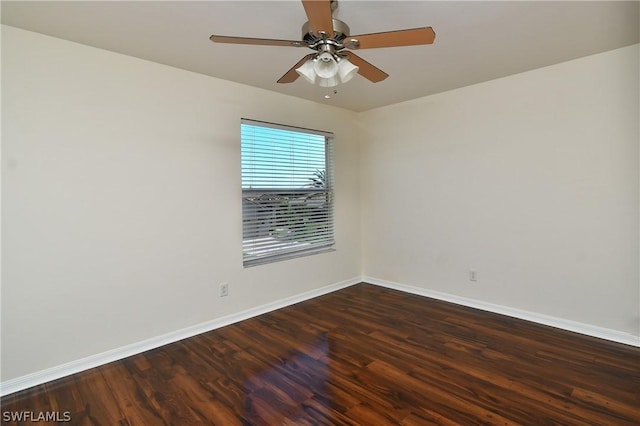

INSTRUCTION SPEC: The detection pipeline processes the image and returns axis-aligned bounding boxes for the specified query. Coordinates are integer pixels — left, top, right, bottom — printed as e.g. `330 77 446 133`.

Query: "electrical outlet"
219 282 229 297
469 270 478 282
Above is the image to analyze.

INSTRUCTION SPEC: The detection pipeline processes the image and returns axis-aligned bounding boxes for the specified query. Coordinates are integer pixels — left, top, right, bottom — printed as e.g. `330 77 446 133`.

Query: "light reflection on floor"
242 333 330 423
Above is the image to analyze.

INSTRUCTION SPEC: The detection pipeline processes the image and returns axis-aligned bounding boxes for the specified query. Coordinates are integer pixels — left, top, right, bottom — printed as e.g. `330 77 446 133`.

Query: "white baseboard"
363 276 640 348
0 277 361 397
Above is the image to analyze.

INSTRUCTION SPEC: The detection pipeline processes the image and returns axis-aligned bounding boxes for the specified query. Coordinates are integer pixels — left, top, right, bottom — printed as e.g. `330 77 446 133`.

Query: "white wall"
361 45 639 339
2 23 638 386
1 25 362 381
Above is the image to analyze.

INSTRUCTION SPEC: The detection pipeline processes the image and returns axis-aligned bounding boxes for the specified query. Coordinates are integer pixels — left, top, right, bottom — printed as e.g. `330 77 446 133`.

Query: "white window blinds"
241 119 335 267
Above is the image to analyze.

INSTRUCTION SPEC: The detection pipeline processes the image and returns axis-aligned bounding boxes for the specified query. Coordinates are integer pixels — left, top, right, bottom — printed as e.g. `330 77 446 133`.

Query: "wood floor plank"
2 283 639 425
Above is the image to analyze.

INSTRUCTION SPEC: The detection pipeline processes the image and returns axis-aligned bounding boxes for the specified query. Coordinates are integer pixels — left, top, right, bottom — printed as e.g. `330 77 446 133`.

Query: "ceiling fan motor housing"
302 19 350 44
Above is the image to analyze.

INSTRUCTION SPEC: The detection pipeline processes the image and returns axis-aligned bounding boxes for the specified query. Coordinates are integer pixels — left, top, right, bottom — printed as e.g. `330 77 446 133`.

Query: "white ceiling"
2 1 639 112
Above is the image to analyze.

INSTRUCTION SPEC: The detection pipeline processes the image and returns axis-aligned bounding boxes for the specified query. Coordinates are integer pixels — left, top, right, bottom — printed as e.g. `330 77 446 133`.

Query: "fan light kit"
296 51 359 87
210 0 435 87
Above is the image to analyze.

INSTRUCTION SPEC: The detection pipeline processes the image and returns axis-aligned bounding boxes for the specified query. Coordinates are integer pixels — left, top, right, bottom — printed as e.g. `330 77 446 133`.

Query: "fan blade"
210 35 305 48
342 52 388 83
277 54 316 84
346 27 435 49
301 0 334 37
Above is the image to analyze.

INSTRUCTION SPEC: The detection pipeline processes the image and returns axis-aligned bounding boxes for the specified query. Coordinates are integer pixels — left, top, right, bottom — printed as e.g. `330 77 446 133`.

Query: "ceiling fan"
209 0 435 87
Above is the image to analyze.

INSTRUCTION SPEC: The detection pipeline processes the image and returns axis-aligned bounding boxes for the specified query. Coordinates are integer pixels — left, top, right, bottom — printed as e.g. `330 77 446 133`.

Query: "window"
241 119 335 267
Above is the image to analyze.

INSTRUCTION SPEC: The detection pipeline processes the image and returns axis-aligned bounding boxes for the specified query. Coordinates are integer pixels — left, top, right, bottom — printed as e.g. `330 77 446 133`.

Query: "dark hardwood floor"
2 283 639 425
